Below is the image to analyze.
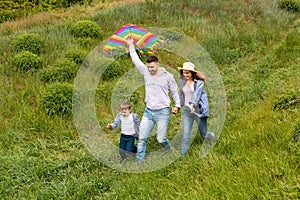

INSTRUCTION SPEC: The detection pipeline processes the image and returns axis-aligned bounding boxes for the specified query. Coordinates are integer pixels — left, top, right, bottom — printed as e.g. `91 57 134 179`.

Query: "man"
127 37 180 163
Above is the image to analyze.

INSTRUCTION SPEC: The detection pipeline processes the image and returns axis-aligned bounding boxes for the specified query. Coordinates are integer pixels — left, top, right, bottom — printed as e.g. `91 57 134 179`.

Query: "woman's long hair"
179 70 206 81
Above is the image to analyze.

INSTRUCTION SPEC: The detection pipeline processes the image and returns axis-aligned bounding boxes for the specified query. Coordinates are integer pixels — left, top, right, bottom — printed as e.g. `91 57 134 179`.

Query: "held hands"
171 107 180 115
188 104 195 114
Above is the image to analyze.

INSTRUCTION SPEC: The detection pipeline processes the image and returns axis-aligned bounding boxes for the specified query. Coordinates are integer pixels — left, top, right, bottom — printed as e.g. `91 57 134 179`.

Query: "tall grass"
0 0 299 199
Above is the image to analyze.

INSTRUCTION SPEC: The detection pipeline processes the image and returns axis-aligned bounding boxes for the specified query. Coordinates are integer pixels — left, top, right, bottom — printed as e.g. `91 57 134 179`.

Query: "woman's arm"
189 80 204 106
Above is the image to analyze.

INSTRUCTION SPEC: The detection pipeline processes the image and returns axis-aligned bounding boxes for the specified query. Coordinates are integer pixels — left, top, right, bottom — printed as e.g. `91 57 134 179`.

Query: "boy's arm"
108 113 121 130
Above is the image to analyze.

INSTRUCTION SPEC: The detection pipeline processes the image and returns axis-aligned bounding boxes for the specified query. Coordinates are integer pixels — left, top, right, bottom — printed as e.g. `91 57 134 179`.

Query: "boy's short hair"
120 101 131 110
146 56 159 63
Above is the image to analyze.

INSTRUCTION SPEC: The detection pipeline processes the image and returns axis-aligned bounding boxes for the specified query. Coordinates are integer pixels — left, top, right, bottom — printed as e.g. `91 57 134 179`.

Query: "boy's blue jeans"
181 106 214 156
136 107 171 161
119 134 136 160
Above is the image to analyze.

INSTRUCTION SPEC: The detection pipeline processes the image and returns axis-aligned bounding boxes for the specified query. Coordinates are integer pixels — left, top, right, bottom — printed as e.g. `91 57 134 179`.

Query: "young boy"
107 102 140 162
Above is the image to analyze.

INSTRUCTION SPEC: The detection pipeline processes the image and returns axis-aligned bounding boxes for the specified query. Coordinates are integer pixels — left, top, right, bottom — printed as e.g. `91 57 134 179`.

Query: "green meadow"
0 0 299 199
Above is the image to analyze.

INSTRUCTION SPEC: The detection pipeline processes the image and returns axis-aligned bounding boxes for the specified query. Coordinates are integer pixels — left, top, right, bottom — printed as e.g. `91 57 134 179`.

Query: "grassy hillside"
0 0 299 199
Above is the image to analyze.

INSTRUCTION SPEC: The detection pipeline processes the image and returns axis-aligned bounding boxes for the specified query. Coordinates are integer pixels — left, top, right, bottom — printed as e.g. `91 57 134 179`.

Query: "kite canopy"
103 24 170 56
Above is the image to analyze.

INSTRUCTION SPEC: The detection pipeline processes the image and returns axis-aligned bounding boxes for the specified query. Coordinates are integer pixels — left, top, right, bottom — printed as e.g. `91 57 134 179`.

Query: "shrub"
12 51 42 72
41 83 74 116
77 37 95 48
0 0 93 23
96 85 111 103
39 0 92 9
0 1 23 23
13 33 44 55
279 0 300 12
39 58 79 82
89 57 114 76
70 20 102 38
0 9 16 24
101 60 125 81
65 49 87 64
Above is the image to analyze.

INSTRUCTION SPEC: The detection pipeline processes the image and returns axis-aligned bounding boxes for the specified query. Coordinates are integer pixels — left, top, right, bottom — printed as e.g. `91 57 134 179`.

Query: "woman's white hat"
177 62 199 73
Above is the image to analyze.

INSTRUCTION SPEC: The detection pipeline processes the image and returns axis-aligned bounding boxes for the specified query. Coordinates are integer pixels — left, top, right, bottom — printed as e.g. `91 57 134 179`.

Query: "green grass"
1 0 300 199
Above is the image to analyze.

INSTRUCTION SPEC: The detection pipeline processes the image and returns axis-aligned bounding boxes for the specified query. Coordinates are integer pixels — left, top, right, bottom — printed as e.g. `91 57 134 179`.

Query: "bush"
70 20 102 38
39 58 79 82
77 37 95 48
65 49 87 64
101 60 125 81
279 0 300 12
0 1 23 23
89 57 114 77
0 10 16 24
41 83 74 116
96 84 111 103
39 0 92 9
0 0 93 23
12 51 42 71
13 33 44 55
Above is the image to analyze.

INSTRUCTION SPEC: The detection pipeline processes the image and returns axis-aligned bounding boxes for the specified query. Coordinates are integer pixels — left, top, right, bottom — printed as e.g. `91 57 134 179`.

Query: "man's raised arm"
127 37 146 74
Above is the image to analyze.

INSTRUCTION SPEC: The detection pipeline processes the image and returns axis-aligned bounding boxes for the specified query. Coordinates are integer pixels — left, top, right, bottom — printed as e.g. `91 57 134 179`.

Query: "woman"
178 62 214 157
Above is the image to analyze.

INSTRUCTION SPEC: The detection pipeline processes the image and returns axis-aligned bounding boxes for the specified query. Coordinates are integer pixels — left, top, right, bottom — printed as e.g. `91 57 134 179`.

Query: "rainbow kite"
103 24 170 56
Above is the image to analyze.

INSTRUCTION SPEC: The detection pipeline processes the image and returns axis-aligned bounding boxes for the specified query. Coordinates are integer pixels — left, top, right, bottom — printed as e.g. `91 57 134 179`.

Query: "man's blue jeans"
136 107 171 161
119 134 136 160
181 106 214 156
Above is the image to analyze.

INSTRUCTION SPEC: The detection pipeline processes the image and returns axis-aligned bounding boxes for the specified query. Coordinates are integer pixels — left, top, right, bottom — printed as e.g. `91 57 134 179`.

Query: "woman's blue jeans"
136 107 171 161
181 106 214 156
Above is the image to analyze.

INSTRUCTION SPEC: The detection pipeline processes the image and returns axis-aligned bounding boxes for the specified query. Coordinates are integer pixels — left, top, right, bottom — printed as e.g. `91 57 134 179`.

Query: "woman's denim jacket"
179 79 209 118
109 112 140 137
